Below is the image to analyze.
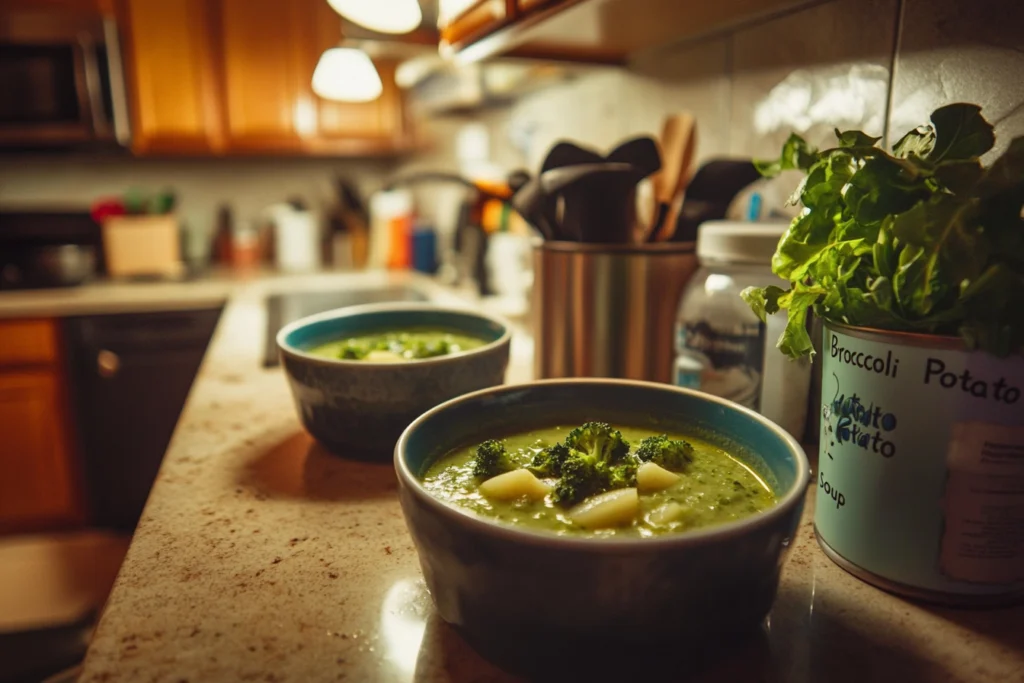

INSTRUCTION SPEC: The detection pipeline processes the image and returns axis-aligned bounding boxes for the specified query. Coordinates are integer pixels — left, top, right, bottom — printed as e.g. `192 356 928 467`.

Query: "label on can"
678 320 765 408
816 324 1024 596
939 422 1024 583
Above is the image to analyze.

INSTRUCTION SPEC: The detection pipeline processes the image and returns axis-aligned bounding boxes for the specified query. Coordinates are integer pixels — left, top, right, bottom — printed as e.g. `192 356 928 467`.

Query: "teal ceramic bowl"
395 380 809 658
277 303 510 458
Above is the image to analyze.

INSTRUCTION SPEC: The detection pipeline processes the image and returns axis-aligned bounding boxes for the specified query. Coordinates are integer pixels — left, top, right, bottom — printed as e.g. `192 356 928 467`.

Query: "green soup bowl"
277 303 511 458
395 379 809 665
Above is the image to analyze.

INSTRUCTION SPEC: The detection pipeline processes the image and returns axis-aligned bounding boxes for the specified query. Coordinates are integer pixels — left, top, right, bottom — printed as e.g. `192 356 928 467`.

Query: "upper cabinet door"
317 61 405 140
118 0 410 156
120 0 223 154
215 0 317 153
4 0 115 14
306 0 407 152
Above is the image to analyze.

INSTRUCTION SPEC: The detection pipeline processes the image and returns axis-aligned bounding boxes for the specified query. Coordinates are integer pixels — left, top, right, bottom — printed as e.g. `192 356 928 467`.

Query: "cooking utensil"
540 163 648 243
649 114 697 242
541 141 603 171
507 169 531 194
538 142 604 235
608 136 663 240
510 176 557 240
606 136 662 176
669 159 762 242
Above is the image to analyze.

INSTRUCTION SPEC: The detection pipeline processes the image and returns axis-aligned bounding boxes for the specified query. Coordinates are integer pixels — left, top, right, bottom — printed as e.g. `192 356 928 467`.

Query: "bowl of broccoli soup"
395 379 809 652
277 303 510 458
307 329 488 362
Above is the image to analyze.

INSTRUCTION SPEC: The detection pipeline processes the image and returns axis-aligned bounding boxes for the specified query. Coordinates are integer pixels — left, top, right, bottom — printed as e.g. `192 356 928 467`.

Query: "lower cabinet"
0 364 83 533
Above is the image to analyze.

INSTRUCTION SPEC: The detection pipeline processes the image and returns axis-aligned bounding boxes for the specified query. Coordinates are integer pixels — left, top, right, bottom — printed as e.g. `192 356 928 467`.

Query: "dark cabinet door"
64 308 220 531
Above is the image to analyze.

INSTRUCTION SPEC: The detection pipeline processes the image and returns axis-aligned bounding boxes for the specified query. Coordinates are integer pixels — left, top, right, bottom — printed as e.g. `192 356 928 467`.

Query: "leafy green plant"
742 103 1024 358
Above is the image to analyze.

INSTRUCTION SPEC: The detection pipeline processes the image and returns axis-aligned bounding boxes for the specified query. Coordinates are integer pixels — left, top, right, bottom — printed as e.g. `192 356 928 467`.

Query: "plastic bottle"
674 221 811 439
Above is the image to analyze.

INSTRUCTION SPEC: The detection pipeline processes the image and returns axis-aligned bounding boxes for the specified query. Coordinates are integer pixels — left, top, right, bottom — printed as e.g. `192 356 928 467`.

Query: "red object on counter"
90 198 126 224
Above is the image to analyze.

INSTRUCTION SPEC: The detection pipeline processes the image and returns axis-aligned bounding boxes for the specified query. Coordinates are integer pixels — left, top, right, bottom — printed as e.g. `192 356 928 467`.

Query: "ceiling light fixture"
312 48 383 102
327 0 422 35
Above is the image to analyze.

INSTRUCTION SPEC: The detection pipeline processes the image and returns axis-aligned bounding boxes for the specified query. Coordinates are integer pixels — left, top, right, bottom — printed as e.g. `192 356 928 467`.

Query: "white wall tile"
0 157 389 257
890 0 1024 159
728 0 898 215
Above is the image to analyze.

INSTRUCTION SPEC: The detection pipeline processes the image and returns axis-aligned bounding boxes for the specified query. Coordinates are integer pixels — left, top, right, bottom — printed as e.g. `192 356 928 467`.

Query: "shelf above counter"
440 0 819 65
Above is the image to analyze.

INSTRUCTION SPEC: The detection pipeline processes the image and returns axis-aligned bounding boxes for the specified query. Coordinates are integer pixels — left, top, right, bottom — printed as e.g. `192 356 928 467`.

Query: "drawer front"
0 319 58 366
0 370 82 533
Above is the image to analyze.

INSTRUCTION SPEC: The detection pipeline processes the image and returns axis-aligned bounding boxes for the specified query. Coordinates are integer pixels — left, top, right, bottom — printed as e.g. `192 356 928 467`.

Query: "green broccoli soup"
308 328 487 362
422 422 777 537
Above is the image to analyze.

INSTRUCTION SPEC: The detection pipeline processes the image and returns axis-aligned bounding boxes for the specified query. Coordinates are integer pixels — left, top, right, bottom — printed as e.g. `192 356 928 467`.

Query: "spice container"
674 221 810 439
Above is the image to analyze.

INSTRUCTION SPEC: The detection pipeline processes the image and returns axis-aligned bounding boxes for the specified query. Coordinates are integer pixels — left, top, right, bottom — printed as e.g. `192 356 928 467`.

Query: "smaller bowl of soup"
277 303 510 457
395 379 809 657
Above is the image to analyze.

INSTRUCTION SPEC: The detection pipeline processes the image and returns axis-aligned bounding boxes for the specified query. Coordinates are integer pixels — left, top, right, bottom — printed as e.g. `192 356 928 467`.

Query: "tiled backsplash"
891 0 1024 159
0 157 389 260
443 0 1023 217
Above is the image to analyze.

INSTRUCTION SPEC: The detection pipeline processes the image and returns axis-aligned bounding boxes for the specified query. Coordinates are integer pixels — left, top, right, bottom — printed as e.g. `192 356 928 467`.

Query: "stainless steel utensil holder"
533 240 698 383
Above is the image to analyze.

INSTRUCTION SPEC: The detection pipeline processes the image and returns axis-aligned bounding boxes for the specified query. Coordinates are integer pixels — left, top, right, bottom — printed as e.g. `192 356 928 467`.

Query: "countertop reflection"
78 274 1023 682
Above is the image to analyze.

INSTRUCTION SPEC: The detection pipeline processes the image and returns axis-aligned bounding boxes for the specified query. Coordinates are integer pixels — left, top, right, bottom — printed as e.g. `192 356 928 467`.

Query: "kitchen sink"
263 286 429 367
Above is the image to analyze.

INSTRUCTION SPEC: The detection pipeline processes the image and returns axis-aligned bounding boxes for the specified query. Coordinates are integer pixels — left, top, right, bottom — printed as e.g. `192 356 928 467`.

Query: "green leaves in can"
744 103 1024 358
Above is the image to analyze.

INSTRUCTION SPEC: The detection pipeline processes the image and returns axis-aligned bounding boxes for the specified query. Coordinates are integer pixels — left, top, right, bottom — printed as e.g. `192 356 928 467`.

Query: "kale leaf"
741 103 1024 358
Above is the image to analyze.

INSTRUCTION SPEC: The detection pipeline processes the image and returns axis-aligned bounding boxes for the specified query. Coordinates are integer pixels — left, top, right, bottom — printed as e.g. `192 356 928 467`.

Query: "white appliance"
265 202 320 272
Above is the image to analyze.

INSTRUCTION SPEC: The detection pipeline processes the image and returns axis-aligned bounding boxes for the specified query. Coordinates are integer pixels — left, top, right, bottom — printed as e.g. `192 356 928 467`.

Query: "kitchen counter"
68 272 1022 683
0 276 233 319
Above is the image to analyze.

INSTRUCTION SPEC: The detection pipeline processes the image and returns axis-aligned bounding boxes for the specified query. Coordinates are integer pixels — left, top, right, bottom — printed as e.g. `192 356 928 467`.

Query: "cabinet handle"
97 349 120 377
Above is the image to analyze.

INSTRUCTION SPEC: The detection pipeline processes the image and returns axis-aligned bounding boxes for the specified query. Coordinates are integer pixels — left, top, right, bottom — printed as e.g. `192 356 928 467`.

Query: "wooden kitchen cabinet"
117 0 408 156
215 0 314 153
316 61 404 142
4 0 115 13
0 319 58 366
119 0 224 155
305 0 408 151
0 320 84 535
214 0 408 154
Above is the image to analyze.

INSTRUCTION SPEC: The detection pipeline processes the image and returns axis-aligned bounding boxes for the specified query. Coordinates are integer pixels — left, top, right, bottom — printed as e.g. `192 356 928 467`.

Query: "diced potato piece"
365 350 404 362
636 462 681 493
569 488 639 529
479 469 552 501
649 502 692 526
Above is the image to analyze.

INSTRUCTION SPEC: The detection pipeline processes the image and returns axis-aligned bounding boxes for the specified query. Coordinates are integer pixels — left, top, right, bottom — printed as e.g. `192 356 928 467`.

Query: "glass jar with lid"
674 221 811 439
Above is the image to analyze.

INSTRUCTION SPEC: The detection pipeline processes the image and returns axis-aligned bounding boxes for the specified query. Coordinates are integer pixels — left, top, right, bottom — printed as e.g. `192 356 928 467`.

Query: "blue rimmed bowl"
395 379 810 656
277 303 510 458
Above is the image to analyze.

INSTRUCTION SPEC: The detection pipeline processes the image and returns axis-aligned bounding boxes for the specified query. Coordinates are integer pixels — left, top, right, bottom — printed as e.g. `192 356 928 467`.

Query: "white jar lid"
696 220 788 265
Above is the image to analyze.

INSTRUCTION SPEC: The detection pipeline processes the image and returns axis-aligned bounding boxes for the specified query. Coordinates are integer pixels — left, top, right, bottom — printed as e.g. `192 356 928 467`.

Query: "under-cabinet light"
312 48 383 102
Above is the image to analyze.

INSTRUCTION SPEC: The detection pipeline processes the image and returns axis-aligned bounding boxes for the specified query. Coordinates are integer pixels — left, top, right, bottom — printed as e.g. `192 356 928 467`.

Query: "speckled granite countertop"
0 274 233 318
73 272 1023 683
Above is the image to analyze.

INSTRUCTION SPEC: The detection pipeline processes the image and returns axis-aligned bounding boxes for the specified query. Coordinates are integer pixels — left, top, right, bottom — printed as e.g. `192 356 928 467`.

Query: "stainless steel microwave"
0 9 130 149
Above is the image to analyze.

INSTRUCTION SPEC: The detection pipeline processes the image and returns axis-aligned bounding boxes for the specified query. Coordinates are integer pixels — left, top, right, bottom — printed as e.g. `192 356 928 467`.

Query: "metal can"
815 320 1024 604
